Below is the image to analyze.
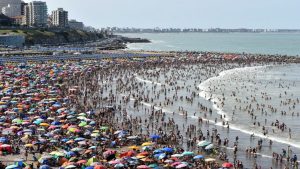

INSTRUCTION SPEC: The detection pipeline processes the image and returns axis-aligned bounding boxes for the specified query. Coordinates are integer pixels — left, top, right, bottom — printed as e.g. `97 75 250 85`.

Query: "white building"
25 1 48 27
51 8 68 27
0 0 21 17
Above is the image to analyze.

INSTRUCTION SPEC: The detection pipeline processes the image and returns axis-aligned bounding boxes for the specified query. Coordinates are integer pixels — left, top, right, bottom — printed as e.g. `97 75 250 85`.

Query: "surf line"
198 65 300 149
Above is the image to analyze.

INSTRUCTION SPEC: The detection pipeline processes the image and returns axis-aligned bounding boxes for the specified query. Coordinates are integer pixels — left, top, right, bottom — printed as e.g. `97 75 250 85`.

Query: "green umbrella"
100 126 108 130
148 164 158 168
182 151 194 156
79 121 87 127
12 119 22 124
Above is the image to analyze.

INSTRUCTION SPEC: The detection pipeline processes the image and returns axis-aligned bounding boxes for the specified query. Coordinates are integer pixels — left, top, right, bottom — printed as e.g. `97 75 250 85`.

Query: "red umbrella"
222 162 234 168
76 160 87 164
94 165 106 169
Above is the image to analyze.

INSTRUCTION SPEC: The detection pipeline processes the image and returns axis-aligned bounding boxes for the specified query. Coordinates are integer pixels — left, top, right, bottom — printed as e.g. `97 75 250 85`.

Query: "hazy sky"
24 0 300 29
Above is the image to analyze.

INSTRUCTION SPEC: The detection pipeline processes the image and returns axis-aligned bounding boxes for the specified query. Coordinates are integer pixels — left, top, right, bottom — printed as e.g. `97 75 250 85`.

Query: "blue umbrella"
154 153 164 158
162 147 173 153
85 167 94 169
193 155 204 159
0 137 8 143
66 151 76 157
39 165 51 169
51 121 61 125
52 103 61 108
61 138 69 142
158 153 166 160
150 134 161 139
153 149 163 154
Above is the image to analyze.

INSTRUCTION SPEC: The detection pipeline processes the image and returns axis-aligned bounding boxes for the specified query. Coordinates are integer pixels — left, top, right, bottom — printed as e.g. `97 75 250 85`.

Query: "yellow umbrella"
25 144 33 147
68 128 77 132
129 145 140 150
136 155 145 159
40 123 50 127
142 142 153 146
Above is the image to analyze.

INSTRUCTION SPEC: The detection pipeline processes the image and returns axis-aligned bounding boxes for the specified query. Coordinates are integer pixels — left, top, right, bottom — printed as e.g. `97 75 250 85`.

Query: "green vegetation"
0 29 104 45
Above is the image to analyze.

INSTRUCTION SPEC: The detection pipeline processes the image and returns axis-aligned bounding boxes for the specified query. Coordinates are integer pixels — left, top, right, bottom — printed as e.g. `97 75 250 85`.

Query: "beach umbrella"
162 147 173 153
0 137 8 143
171 154 183 158
128 145 139 150
114 163 124 168
193 155 204 160
65 165 76 169
89 146 97 149
66 151 76 157
87 157 98 166
137 165 150 169
153 149 163 154
171 162 181 167
148 163 158 168
76 160 87 164
94 165 106 169
222 162 234 168
39 165 51 169
100 126 108 130
51 121 61 125
197 140 211 147
0 144 11 148
205 144 214 150
85 167 94 169
78 113 86 116
50 151 65 157
91 133 100 137
25 144 33 147
164 159 173 163
71 147 83 152
181 151 194 156
5 165 19 169
79 121 87 127
204 158 216 162
40 123 50 127
78 141 87 145
158 153 166 160
127 136 139 140
142 142 153 146
74 137 85 141
176 163 187 168
149 134 160 139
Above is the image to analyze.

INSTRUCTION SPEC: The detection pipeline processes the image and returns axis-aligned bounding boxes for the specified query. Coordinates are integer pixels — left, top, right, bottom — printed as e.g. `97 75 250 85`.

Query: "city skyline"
23 0 300 29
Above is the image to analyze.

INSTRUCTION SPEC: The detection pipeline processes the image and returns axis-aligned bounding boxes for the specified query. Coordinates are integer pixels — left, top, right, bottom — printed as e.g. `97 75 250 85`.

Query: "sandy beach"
0 51 299 169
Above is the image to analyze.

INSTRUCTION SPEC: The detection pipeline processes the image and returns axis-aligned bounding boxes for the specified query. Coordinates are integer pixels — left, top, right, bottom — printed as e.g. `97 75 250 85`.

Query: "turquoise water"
118 33 300 56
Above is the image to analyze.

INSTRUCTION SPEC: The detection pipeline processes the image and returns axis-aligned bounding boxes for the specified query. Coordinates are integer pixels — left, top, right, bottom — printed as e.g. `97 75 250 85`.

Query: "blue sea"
118 32 300 56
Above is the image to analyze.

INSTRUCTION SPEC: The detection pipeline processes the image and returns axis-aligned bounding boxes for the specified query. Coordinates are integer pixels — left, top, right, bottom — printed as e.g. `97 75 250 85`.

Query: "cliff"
0 29 104 46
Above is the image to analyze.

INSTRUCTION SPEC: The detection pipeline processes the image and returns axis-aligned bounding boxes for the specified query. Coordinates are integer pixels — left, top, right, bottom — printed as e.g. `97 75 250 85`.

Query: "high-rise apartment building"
24 1 48 27
0 0 21 17
51 8 68 27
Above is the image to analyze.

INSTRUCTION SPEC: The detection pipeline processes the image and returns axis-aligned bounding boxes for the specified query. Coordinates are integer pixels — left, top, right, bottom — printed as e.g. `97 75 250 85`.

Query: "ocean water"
102 62 300 168
109 33 300 168
118 33 300 56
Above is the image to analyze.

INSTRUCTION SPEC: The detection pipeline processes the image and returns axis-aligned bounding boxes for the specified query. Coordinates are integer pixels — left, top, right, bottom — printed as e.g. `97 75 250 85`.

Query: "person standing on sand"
25 150 28 161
